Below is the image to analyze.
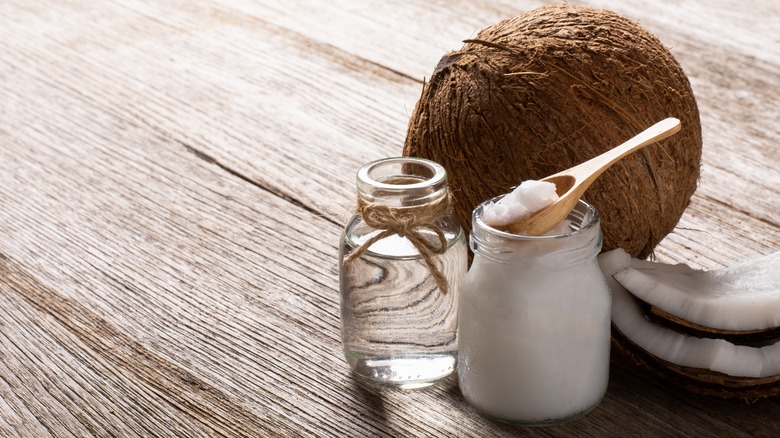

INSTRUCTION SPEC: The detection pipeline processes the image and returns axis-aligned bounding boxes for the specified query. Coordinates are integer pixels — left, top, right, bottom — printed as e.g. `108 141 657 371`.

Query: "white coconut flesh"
599 249 780 379
607 248 780 331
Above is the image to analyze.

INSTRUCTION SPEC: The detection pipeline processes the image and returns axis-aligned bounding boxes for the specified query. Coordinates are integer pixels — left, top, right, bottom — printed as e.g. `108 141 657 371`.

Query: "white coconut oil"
458 197 611 425
482 179 559 227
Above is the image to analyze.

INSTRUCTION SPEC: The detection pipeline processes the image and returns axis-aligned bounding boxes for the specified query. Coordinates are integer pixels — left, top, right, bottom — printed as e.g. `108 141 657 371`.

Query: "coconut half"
599 249 780 397
611 249 780 331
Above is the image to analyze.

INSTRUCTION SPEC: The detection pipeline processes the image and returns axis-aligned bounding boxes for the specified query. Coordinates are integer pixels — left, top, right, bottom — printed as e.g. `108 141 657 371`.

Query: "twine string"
343 193 452 294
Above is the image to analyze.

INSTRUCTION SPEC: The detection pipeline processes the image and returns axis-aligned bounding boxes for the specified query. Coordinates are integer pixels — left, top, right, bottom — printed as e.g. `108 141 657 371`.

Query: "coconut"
600 249 780 398
611 283 780 398
403 5 701 259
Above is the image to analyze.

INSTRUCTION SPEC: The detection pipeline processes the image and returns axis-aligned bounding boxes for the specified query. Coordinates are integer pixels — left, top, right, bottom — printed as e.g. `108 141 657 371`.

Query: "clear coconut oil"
339 157 467 388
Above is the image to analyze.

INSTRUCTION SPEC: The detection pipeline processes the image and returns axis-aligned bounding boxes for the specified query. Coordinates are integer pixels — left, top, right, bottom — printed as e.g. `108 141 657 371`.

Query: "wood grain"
0 0 778 436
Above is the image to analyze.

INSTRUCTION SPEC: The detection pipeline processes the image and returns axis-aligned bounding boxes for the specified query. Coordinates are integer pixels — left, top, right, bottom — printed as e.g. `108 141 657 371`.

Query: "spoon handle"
555 117 681 187
506 117 682 237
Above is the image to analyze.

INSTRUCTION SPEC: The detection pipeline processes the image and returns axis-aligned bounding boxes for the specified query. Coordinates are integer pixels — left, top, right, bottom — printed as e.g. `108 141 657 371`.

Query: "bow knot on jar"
345 193 452 294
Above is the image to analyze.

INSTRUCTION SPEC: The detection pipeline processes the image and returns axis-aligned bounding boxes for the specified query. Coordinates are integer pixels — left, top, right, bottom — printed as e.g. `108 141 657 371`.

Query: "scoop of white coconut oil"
482 180 559 227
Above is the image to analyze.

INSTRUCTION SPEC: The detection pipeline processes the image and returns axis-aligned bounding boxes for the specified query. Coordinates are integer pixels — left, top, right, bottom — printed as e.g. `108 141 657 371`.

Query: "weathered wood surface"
0 0 778 436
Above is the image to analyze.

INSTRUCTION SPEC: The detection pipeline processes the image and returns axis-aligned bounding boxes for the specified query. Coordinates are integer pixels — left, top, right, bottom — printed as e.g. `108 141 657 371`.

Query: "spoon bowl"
505 117 682 236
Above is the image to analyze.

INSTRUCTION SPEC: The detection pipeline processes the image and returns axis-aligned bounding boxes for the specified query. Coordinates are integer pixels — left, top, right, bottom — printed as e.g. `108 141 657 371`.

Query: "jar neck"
356 157 448 207
470 198 602 267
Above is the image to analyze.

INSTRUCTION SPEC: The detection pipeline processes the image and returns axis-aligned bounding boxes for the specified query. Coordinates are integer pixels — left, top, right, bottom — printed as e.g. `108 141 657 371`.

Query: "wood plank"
580 0 780 66
0 276 218 437
0 0 778 436
0 0 418 221
658 190 780 268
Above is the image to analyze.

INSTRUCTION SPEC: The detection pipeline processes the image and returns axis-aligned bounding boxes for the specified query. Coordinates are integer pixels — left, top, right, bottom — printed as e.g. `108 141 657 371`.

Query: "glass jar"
458 198 611 425
339 157 467 389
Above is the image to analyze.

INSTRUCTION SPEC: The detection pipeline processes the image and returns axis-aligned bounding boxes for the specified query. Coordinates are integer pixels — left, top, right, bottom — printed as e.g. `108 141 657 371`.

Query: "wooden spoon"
505 117 682 236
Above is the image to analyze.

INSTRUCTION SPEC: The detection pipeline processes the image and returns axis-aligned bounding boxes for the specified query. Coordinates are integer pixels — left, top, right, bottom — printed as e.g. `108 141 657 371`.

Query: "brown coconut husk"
403 4 702 259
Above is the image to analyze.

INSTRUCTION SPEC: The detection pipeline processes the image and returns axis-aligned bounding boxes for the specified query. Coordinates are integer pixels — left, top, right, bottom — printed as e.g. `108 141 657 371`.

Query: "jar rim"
473 196 600 241
357 157 446 191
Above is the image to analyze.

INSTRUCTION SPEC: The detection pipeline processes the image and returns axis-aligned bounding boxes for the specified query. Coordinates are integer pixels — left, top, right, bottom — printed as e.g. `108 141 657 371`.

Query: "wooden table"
1 0 778 436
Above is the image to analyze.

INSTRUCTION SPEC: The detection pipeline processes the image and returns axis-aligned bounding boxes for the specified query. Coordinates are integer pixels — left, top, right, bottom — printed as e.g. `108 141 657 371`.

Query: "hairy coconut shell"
403 5 702 259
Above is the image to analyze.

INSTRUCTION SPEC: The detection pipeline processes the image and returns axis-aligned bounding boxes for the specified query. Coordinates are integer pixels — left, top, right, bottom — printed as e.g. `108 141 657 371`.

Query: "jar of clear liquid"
339 157 467 389
458 197 611 425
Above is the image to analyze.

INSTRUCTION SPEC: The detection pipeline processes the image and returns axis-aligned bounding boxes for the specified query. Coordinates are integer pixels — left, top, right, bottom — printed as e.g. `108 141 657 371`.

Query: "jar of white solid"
458 197 611 426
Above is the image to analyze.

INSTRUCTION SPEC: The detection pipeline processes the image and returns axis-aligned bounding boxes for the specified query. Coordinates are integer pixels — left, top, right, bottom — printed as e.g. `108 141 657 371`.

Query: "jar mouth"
473 196 600 241
357 157 446 191
357 157 448 206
